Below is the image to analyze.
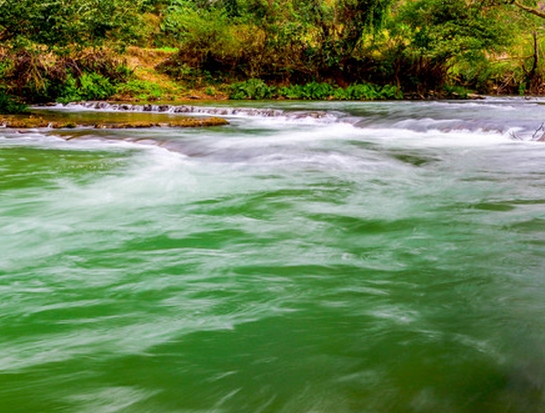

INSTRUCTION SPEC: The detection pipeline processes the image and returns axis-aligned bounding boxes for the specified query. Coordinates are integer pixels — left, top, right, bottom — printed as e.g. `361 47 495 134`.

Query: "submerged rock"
0 116 75 129
1 115 229 129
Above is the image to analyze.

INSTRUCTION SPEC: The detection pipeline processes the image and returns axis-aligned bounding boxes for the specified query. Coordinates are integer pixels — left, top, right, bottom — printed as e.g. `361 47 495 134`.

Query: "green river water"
1 99 545 413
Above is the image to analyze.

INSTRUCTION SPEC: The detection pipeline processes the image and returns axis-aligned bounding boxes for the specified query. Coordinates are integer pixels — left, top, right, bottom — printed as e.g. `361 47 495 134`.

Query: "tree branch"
513 0 545 19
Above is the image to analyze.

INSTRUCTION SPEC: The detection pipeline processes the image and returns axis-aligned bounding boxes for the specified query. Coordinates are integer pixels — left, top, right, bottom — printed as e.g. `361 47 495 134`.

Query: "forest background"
2 0 545 112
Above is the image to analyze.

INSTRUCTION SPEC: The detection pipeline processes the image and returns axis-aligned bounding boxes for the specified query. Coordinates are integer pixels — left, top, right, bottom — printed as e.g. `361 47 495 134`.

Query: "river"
1 98 545 413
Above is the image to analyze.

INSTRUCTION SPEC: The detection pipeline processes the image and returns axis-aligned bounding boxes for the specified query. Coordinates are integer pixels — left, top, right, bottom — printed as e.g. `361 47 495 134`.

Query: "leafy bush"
80 72 116 100
278 82 335 100
205 86 217 97
0 46 130 104
161 1 244 71
0 90 29 114
57 72 116 103
56 74 81 103
277 85 303 99
229 79 402 100
443 84 472 99
387 0 512 94
229 79 273 100
335 83 402 100
0 0 149 49
381 84 403 100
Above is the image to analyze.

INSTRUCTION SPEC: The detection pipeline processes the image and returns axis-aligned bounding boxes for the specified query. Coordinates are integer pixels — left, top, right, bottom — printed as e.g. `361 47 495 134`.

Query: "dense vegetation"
1 0 545 110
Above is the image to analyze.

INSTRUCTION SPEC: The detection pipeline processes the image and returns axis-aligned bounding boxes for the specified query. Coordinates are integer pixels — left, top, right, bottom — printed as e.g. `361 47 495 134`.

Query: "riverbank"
0 45 486 116
109 47 405 102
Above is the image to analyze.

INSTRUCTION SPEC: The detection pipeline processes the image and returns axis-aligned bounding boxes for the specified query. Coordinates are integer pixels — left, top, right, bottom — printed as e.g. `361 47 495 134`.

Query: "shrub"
278 85 303 99
57 72 116 103
229 79 273 100
56 74 81 103
279 82 335 100
228 79 402 101
334 83 401 100
380 84 403 99
79 72 116 100
0 90 29 114
443 84 472 99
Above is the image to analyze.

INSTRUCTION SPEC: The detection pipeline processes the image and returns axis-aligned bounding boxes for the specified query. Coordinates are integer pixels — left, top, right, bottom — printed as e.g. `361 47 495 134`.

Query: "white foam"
353 126 512 148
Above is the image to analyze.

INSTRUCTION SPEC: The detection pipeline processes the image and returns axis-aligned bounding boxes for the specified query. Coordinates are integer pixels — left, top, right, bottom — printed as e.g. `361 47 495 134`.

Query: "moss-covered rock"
1 115 229 129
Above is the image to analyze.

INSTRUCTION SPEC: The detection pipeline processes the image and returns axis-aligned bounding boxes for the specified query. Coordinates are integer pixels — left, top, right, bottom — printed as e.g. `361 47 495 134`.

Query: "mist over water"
1 98 545 413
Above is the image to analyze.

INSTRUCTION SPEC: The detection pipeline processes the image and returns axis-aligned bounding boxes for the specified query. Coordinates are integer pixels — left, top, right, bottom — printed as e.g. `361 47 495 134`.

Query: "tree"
0 0 147 48
389 0 512 93
161 0 394 82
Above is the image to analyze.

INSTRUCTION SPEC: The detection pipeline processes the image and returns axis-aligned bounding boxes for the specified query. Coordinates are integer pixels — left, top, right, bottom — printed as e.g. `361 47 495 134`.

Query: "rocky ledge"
0 115 229 129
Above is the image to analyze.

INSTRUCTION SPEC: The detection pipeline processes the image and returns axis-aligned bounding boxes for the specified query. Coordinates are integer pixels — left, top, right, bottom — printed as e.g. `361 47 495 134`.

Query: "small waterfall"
48 101 341 122
61 101 286 117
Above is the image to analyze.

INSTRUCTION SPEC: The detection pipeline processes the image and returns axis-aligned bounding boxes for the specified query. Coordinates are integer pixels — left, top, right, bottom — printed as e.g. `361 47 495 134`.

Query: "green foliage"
1 0 544 100
0 45 130 104
79 72 116 100
398 0 509 59
155 0 535 96
342 84 380 100
385 0 513 93
0 0 150 49
229 79 273 100
443 84 472 99
333 83 401 100
115 79 164 100
277 82 335 100
161 0 242 66
57 73 116 103
160 0 393 82
156 0 529 95
229 79 401 100
56 74 81 104
155 47 179 53
205 86 217 97
0 90 29 114
277 85 305 100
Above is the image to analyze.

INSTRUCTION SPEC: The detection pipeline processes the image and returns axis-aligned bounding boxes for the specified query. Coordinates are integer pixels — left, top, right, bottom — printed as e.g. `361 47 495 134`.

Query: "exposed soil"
117 47 229 101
